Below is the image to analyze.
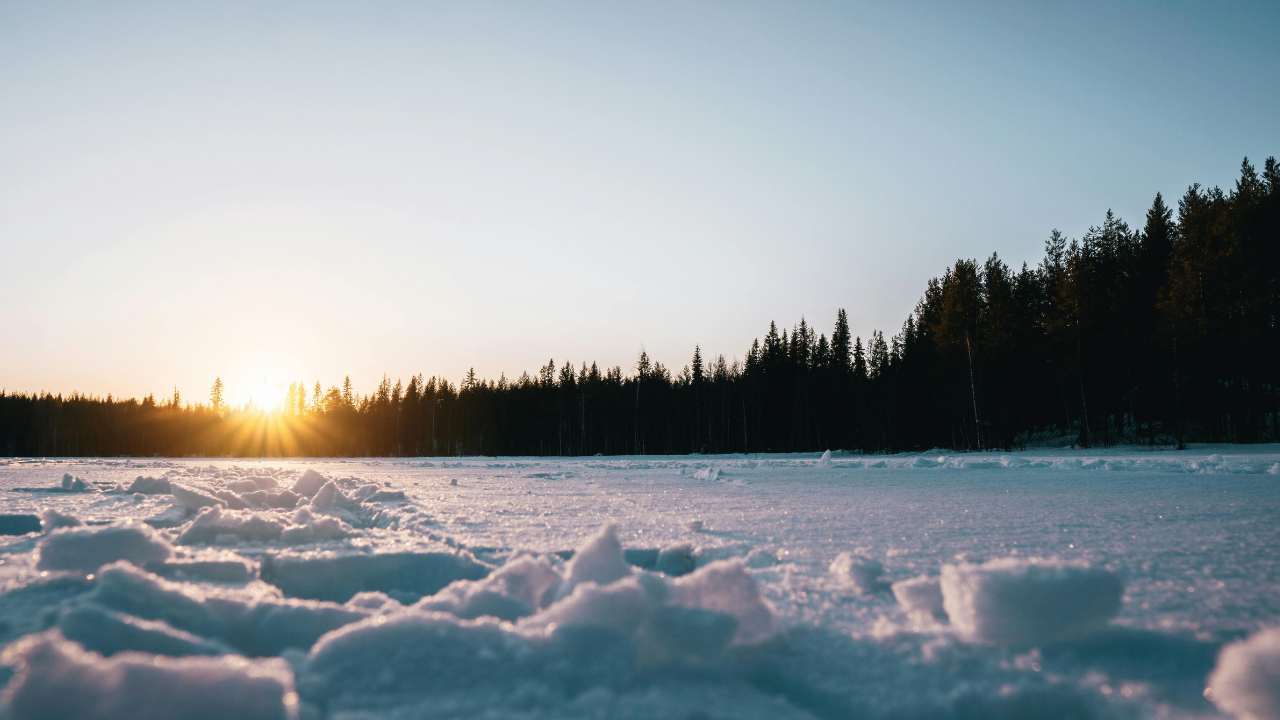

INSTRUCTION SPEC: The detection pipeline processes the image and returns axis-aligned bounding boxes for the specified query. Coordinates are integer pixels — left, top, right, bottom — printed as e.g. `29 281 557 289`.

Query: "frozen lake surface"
0 447 1278 719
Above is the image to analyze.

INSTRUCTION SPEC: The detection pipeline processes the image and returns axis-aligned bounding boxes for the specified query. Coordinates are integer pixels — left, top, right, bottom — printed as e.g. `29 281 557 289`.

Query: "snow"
38 508 80 530
941 557 1124 645
891 574 946 622
560 523 631 592
290 469 328 498
60 473 92 492
1207 626 1280 719
57 603 234 657
127 476 171 494
36 524 173 573
1 631 297 720
0 446 1278 717
829 551 890 595
260 550 489 603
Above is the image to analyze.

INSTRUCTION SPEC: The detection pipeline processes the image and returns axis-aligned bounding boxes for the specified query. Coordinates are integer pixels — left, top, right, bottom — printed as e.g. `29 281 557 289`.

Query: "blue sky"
2 1 1277 406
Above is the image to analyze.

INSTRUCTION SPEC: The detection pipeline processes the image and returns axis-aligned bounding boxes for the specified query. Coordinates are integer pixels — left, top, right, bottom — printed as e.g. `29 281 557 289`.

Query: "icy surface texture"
0 446 1277 717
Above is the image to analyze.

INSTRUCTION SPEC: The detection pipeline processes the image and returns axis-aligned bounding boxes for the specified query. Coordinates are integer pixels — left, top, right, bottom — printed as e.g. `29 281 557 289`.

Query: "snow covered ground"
0 446 1277 719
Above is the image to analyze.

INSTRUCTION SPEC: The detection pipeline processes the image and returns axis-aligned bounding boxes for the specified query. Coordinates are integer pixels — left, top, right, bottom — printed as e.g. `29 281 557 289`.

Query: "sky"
2 1 1278 408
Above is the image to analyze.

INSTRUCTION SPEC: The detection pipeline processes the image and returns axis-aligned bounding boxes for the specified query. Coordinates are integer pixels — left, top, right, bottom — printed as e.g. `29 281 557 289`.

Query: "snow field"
0 448 1276 718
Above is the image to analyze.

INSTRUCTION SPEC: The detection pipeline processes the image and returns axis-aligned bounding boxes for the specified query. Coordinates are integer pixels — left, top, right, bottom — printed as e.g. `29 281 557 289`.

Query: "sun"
223 376 287 412
241 379 287 412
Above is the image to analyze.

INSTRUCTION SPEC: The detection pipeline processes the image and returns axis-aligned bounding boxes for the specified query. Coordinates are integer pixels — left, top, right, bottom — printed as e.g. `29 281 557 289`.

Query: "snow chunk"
39 509 81 530
280 507 352 544
261 551 490 603
170 483 223 511
301 612 522 703
892 575 946 621
60 473 93 492
562 524 631 592
87 562 367 656
656 543 697 576
345 592 403 613
829 552 890 595
0 631 298 720
417 555 562 621
291 469 328 498
239 489 301 510
670 559 776 646
1207 626 1280 720
308 480 364 518
940 558 1123 645
57 604 233 657
178 507 283 545
36 524 172 573
226 477 277 494
529 573 663 637
126 476 171 494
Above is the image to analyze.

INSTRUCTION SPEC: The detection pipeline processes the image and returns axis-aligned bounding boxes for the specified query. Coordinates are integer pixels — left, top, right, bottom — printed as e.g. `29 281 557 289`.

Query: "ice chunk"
1207 626 1280 720
36 524 172 573
291 469 328 498
39 509 81 530
261 551 489 603
0 514 42 535
127 476 172 494
892 575 946 621
940 558 1122 645
57 604 233 657
178 507 284 545
829 552 890 595
0 631 298 720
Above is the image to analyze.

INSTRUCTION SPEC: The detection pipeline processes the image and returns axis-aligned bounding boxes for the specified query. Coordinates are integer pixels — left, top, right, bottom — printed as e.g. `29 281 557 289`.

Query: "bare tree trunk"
966 334 982 450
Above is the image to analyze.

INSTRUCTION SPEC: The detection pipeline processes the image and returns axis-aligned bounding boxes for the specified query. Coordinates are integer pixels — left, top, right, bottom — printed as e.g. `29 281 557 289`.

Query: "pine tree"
831 309 851 373
852 337 868 382
210 377 225 413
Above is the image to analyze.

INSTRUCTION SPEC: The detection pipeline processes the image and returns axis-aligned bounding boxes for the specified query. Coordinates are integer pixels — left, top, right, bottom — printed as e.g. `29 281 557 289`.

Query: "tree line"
2 156 1277 457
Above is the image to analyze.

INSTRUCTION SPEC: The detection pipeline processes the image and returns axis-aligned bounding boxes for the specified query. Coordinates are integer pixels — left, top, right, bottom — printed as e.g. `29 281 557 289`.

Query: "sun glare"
221 364 294 412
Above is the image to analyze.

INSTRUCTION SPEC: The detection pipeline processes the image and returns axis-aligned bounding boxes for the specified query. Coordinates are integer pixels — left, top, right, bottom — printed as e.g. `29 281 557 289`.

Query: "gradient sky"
2 1 1278 408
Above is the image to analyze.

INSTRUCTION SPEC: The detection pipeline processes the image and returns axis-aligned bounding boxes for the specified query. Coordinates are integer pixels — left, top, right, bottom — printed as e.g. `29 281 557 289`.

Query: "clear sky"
2 1 1277 408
